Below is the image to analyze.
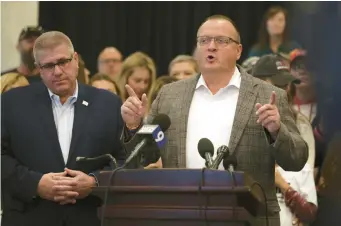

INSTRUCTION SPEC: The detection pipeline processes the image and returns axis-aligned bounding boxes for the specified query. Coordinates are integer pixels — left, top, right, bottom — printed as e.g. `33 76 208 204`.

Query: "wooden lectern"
93 169 269 226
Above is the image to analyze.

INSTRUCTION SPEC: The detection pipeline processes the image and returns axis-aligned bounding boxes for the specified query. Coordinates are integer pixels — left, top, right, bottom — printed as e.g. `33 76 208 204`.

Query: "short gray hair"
168 55 199 74
33 31 74 63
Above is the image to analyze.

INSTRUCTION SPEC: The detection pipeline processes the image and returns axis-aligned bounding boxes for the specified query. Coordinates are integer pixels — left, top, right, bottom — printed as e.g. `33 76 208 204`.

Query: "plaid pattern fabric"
143 67 308 226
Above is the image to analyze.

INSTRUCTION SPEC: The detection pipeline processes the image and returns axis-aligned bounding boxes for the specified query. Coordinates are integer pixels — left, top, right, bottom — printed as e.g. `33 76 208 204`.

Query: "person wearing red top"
289 49 317 123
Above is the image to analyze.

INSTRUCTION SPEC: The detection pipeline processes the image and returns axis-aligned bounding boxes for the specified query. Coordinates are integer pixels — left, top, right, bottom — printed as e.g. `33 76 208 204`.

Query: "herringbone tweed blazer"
124 67 308 226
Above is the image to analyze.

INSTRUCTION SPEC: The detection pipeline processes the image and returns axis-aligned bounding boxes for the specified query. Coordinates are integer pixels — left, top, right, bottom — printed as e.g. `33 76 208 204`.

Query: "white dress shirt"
186 67 241 169
276 163 317 226
48 83 78 164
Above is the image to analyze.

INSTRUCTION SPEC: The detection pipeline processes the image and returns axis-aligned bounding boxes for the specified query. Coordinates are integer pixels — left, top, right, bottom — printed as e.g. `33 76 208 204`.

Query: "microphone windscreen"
223 155 238 170
217 145 229 155
152 114 171 132
198 138 214 159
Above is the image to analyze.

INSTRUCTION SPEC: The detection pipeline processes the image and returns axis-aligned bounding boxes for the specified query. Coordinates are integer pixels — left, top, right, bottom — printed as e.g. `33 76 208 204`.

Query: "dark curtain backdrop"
39 1 290 76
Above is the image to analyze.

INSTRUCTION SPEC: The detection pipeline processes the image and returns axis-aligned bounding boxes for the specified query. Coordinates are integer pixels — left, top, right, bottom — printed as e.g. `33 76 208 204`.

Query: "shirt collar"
196 66 241 90
48 80 79 101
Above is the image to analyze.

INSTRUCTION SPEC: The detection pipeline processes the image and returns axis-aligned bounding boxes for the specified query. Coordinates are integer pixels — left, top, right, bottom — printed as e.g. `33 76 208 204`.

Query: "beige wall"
1 1 39 72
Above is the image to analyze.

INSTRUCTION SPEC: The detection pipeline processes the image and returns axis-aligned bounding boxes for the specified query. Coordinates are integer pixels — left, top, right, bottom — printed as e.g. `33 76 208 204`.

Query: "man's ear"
74 52 79 68
236 44 243 61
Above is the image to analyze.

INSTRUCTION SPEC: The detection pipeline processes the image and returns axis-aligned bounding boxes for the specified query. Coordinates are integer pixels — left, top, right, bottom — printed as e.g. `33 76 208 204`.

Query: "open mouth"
207 55 215 61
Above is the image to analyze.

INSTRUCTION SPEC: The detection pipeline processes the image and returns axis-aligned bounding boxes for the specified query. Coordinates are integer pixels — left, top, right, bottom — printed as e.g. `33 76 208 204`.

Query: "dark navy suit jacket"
1 81 126 226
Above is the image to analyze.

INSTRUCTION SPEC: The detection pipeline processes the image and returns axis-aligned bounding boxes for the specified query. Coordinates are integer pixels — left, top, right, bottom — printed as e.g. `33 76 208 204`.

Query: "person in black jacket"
1 31 126 226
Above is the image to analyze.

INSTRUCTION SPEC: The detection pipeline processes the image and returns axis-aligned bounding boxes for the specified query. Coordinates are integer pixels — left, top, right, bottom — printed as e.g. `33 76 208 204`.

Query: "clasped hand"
37 168 96 205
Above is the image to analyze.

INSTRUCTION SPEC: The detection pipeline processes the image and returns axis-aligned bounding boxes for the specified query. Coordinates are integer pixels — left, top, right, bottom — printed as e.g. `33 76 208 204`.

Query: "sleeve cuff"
89 173 99 187
263 122 288 148
27 173 44 202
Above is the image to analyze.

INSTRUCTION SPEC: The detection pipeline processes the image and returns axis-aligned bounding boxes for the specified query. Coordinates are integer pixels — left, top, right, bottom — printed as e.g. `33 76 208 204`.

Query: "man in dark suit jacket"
1 31 126 226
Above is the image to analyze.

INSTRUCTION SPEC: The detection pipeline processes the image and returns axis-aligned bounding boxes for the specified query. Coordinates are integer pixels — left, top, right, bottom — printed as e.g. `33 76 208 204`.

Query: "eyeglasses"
38 55 74 72
197 36 240 46
291 62 307 71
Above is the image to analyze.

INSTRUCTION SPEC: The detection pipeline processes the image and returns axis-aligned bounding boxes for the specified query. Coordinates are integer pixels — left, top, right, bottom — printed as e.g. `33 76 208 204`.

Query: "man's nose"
208 39 217 52
53 65 63 75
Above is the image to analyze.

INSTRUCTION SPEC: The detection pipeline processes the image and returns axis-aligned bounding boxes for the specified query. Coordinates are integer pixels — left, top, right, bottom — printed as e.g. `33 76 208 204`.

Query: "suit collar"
47 81 79 104
196 66 242 90
67 83 91 165
177 66 260 167
228 67 259 154
35 82 92 166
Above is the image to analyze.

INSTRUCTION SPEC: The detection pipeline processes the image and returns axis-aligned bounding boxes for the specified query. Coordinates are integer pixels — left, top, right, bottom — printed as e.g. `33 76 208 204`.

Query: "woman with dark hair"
248 6 301 57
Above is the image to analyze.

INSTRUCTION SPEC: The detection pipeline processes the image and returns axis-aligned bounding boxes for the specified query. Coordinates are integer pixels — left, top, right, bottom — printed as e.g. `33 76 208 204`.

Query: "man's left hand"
53 168 96 205
255 91 281 137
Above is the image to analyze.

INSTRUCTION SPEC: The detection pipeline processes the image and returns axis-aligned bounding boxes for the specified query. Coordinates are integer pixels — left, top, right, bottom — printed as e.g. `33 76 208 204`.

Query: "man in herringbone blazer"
121 15 308 226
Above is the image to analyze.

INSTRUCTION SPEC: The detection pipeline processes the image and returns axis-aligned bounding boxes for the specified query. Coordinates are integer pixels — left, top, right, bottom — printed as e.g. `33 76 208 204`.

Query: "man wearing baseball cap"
252 54 300 89
253 54 318 226
1 26 44 83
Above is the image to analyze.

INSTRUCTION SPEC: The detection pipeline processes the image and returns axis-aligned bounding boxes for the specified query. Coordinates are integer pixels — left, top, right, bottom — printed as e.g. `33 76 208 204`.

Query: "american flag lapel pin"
82 100 88 106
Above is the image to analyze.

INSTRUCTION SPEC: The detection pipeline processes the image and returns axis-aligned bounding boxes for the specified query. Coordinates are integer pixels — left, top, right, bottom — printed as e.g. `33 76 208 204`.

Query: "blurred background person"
252 54 317 226
312 131 341 226
97 46 123 80
252 54 315 168
77 54 90 85
117 51 156 101
1 73 29 93
90 73 122 99
288 49 317 123
168 55 199 80
1 26 44 83
241 56 260 74
275 162 317 226
248 6 301 58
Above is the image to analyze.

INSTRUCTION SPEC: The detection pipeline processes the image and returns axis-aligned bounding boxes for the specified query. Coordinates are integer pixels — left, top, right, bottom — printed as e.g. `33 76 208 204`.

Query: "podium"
93 169 270 226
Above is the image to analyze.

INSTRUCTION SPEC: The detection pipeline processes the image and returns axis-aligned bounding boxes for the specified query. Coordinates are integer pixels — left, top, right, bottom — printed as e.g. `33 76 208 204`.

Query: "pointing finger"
125 84 138 98
141 93 148 108
269 91 276 105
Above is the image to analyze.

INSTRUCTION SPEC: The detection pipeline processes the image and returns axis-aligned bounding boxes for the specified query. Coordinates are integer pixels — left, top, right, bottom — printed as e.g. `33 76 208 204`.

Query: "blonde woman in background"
1 73 29 93
117 52 156 102
90 73 122 100
168 55 199 80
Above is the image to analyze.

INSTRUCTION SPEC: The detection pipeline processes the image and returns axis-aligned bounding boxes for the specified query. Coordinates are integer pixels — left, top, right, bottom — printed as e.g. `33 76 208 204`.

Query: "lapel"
228 68 259 154
35 83 65 166
178 75 200 168
67 84 90 164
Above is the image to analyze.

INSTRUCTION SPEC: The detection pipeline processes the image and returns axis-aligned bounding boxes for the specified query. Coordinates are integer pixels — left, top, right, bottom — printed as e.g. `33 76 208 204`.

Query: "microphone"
198 138 214 168
124 114 171 166
210 145 229 169
223 155 238 172
75 154 117 174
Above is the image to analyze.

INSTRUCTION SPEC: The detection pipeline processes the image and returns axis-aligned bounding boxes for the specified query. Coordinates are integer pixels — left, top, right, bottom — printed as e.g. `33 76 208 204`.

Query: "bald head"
97 46 123 79
197 15 241 43
98 47 122 62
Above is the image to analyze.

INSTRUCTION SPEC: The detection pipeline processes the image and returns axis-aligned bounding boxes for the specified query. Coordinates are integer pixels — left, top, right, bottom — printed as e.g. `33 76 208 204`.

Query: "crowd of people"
1 5 337 226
